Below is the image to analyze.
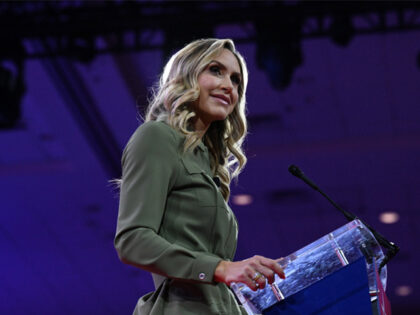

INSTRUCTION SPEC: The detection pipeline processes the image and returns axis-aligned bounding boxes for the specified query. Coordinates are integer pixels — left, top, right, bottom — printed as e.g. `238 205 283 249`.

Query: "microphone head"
288 164 303 177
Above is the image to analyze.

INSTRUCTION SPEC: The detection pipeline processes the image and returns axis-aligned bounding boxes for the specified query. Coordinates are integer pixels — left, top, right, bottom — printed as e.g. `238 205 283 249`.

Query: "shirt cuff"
191 253 223 284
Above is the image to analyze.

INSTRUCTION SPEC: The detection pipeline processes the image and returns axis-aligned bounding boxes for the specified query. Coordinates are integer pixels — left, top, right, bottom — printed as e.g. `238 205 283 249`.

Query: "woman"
114 38 285 315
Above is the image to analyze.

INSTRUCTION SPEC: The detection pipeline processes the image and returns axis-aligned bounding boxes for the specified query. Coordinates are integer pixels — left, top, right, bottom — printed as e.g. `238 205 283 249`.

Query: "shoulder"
135 120 177 139
124 120 182 159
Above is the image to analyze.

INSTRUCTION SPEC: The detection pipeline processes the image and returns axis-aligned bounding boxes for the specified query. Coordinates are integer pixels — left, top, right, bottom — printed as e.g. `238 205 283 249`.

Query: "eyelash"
209 65 241 85
209 65 221 75
231 75 241 85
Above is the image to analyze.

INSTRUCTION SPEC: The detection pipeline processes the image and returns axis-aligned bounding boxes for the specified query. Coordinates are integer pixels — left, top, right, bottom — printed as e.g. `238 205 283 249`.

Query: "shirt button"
199 272 206 280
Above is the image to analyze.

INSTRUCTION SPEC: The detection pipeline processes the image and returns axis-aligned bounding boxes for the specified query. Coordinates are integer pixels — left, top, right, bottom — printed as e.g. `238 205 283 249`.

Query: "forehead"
211 49 241 75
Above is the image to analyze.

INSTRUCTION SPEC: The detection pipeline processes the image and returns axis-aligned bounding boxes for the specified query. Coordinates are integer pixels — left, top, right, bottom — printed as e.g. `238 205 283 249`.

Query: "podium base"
263 257 372 315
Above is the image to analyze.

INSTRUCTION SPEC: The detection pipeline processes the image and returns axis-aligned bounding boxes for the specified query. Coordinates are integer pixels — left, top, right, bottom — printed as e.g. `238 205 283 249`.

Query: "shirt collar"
197 140 207 152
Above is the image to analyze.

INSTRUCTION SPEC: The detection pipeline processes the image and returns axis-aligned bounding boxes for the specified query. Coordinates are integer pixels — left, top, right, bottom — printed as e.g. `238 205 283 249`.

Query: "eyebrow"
209 60 242 79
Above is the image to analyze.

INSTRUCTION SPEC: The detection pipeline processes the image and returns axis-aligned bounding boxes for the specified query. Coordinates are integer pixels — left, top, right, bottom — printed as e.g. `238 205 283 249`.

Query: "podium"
231 220 391 315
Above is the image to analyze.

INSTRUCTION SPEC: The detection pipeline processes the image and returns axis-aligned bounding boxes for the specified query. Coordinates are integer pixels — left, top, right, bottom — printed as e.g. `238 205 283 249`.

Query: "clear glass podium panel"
231 219 387 314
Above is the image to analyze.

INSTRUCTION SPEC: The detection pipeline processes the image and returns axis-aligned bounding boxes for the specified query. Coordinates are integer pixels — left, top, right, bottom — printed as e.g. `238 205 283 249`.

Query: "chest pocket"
180 156 225 208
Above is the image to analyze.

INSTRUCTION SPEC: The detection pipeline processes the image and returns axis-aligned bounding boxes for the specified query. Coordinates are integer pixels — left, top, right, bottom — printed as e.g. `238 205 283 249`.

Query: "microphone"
288 165 319 191
288 164 354 221
287 164 399 273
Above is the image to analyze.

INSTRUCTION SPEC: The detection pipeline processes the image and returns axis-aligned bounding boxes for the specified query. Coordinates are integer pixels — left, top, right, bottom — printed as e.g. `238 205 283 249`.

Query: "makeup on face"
194 49 242 131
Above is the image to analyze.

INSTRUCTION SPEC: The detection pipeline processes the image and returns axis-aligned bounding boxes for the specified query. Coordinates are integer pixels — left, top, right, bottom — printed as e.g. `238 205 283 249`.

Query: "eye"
231 74 241 86
209 65 222 75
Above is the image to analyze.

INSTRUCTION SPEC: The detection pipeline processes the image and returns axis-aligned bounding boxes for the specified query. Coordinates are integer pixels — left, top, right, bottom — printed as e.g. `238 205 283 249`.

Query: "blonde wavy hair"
146 38 248 201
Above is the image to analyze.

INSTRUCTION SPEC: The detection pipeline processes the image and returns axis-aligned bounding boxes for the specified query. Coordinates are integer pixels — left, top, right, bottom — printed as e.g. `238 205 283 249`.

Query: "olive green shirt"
114 121 246 315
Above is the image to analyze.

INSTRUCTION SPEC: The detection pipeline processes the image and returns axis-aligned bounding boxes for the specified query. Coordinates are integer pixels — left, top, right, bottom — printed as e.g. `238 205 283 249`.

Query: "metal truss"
0 1 419 59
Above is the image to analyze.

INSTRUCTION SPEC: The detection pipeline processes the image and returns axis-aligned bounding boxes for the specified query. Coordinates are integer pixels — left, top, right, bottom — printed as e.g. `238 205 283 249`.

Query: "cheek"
228 100 238 116
233 91 239 105
198 74 216 91
228 93 240 115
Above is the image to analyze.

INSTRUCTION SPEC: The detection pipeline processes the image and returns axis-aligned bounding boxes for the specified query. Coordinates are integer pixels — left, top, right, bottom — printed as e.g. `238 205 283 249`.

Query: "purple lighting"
1 2 420 314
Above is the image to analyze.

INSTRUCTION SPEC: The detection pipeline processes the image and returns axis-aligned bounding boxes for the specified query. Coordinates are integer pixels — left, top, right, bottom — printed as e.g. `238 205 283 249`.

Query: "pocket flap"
181 157 204 174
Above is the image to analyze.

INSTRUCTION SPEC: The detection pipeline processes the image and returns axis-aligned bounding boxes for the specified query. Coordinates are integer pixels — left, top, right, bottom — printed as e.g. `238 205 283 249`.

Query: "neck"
193 117 210 135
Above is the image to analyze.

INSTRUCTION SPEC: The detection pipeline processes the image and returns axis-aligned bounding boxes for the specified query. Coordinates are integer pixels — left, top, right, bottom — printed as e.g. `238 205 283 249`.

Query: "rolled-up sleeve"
114 122 221 284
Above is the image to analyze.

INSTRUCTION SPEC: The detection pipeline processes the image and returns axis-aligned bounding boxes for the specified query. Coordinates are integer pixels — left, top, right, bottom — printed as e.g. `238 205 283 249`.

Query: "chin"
213 108 232 120
198 108 232 126
212 114 229 122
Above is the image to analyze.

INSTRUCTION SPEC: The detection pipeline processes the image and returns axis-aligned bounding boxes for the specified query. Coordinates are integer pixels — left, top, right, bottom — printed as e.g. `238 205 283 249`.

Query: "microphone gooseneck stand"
288 164 399 274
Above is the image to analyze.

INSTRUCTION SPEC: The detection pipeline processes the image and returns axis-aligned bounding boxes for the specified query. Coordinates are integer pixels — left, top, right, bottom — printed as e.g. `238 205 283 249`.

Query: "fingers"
275 257 285 263
222 255 286 292
258 256 286 280
276 256 290 269
246 277 260 291
245 255 287 291
254 264 275 284
251 271 268 289
243 270 260 291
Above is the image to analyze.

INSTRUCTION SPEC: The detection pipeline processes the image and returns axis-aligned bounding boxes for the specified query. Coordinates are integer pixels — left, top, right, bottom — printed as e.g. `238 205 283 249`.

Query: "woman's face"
194 48 242 131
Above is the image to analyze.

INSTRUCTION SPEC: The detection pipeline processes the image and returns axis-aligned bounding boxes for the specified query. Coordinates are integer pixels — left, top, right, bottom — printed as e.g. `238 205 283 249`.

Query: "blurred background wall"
1 1 419 314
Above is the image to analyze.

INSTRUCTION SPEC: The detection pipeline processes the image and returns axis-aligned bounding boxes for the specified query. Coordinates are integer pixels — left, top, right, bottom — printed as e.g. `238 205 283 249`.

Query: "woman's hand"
214 255 286 291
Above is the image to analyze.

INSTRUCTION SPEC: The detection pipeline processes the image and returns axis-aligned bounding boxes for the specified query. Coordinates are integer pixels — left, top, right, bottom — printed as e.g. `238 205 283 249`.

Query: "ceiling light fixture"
379 211 400 224
232 194 253 206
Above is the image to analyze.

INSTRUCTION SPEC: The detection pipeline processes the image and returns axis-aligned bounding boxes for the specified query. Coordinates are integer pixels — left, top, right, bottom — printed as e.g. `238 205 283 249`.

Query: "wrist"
214 260 230 283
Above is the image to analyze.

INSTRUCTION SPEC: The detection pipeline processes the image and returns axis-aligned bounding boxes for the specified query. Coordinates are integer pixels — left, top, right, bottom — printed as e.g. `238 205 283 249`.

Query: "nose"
220 75 233 92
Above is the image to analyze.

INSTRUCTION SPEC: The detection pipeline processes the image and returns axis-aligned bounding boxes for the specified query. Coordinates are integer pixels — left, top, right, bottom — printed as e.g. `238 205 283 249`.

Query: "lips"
211 94 231 105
